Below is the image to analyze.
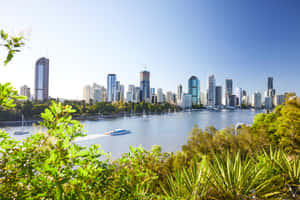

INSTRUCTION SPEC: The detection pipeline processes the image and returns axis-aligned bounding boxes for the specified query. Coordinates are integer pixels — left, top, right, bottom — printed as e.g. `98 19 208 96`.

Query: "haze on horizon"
0 0 299 99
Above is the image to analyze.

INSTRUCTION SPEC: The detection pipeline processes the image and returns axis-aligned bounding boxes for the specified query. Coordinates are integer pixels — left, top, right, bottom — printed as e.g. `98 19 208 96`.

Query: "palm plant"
208 151 280 199
160 157 210 200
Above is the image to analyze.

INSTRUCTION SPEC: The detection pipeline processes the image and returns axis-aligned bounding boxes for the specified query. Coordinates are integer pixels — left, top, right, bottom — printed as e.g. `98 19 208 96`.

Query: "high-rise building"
166 91 174 104
236 88 243 107
274 94 285 106
252 91 262 109
20 85 31 100
229 95 236 107
188 76 200 106
135 87 140 103
140 71 150 102
268 77 273 90
225 79 233 106
207 75 216 107
200 91 207 106
120 84 125 102
92 83 106 102
83 85 93 103
107 74 117 102
265 96 273 110
157 88 164 103
177 84 183 104
181 93 192 109
34 57 49 101
215 86 222 106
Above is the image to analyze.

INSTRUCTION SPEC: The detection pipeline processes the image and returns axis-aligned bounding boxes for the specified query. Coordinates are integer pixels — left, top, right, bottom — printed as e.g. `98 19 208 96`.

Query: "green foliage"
0 29 25 65
0 82 26 108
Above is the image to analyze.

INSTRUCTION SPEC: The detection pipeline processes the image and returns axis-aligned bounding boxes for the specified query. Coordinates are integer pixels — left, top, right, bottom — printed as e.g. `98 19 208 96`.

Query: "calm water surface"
3 109 263 158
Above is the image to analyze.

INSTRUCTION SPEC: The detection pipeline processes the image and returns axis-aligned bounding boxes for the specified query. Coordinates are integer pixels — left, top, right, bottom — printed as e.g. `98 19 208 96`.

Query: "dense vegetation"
0 100 181 121
1 29 300 199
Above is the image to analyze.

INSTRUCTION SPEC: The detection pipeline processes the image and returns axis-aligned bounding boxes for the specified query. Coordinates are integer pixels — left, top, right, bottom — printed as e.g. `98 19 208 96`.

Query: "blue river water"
3 109 263 158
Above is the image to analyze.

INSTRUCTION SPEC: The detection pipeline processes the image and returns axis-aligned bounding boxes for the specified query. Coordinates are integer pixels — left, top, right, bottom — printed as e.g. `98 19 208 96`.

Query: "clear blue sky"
0 0 299 99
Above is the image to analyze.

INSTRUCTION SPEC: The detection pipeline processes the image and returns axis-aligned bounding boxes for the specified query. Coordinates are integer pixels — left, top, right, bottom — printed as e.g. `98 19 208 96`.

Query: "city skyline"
1 0 300 99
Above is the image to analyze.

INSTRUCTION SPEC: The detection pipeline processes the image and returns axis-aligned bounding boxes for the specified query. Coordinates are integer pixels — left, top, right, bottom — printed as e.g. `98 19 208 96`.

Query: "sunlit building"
188 76 200 106
34 57 49 101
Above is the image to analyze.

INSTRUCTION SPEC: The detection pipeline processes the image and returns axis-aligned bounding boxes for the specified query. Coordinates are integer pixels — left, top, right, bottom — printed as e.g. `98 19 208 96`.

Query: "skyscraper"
177 84 183 104
225 79 233 106
83 85 93 102
188 76 200 105
236 87 243 107
208 75 216 107
215 86 222 106
20 85 31 100
107 74 116 102
140 71 150 102
268 77 273 90
34 57 49 101
267 77 275 97
157 88 164 103
252 91 262 109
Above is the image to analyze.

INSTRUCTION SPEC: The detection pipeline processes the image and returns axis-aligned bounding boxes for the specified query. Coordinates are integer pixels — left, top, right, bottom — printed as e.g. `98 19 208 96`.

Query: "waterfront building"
92 83 106 102
166 91 173 104
207 75 216 107
107 74 117 102
34 57 49 101
242 95 250 106
177 84 183 104
120 84 125 102
264 96 273 110
267 76 276 97
151 94 158 104
126 91 132 103
83 85 93 103
252 91 262 109
225 79 233 106
236 87 243 107
200 91 207 106
215 86 222 106
20 85 31 100
116 81 121 101
229 94 236 107
181 93 192 109
140 71 150 102
157 88 164 103
274 94 285 106
188 76 200 106
135 87 140 103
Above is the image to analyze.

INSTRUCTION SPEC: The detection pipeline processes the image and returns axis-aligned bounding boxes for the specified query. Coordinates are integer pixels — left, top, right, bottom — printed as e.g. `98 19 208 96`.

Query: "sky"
0 0 299 99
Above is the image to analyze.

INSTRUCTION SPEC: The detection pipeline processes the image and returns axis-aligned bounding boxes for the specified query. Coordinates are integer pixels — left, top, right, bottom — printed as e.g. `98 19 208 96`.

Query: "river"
2 109 263 158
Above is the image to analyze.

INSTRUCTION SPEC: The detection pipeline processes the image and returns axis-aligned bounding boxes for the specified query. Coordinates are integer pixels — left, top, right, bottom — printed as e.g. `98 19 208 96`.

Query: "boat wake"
74 134 108 142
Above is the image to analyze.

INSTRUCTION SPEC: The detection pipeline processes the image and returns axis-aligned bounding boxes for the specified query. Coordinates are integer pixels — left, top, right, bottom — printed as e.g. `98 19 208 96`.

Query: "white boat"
14 115 29 135
105 129 130 136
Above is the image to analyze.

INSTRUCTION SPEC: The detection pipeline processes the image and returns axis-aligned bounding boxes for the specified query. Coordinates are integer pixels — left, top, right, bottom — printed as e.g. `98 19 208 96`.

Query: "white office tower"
157 88 164 103
274 94 285 106
177 84 183 105
83 85 93 102
20 85 31 100
92 83 106 102
135 87 140 103
120 84 125 102
242 96 250 106
207 75 216 107
181 93 192 109
200 91 207 106
235 88 243 107
126 91 133 103
166 91 176 105
252 91 262 109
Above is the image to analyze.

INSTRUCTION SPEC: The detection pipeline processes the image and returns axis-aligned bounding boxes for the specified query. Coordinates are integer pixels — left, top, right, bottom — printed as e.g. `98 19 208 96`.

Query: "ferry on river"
105 129 130 136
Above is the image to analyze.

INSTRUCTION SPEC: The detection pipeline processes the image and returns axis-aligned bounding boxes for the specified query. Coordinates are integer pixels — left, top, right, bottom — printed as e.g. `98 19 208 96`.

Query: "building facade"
107 74 117 102
34 57 49 101
225 79 233 106
140 71 150 102
188 76 200 106
252 91 262 109
20 85 31 100
207 75 216 107
215 86 222 106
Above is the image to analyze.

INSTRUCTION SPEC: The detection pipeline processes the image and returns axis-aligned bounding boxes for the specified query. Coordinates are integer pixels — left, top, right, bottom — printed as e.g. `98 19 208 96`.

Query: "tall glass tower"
188 76 200 105
107 74 117 102
34 57 49 101
140 71 150 102
208 75 216 107
225 79 233 106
